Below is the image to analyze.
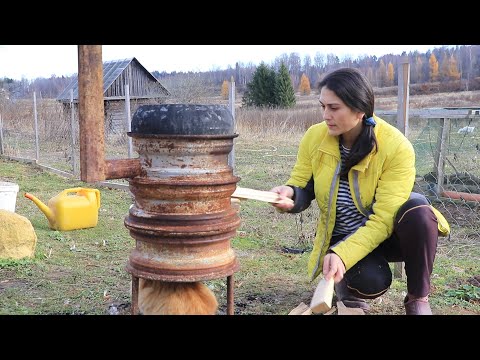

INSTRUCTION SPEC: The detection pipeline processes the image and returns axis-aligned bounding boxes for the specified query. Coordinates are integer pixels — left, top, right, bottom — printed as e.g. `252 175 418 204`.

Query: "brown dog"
137 279 218 315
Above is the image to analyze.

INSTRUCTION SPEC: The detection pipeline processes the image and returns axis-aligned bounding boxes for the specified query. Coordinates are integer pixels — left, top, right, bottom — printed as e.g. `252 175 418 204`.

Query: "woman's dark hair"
318 67 377 176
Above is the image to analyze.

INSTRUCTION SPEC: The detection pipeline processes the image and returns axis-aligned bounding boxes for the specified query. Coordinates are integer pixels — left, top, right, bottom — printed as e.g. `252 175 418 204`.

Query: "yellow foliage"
221 80 229 100
298 73 311 96
447 54 461 80
429 53 439 81
387 62 394 85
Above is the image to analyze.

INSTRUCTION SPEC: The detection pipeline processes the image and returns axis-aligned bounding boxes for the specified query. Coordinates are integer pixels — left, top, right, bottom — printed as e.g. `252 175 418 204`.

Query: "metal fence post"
228 76 236 172
394 58 410 280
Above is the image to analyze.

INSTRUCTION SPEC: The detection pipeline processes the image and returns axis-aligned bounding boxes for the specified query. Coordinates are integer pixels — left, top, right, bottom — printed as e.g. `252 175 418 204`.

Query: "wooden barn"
56 57 170 133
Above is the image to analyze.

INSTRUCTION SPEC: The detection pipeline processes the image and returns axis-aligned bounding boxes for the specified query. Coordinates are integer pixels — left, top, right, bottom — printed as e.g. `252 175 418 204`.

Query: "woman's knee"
345 254 392 299
395 192 437 230
398 192 429 214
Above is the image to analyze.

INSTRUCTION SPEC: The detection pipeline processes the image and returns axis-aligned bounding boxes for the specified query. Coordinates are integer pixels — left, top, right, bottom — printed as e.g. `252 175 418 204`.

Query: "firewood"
288 302 313 315
231 187 294 205
309 277 334 314
336 301 365 315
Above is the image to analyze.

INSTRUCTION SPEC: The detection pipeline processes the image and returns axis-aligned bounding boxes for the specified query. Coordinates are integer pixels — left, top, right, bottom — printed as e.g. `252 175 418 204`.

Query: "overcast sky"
0 45 450 81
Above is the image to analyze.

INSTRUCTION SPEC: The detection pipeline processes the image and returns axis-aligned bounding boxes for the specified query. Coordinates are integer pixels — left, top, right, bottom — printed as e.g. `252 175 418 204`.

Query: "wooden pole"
0 113 4 155
434 118 450 195
396 57 410 137
78 45 105 183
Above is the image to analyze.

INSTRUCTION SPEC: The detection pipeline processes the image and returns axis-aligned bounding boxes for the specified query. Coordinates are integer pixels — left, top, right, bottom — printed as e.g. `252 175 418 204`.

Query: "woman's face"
319 87 365 143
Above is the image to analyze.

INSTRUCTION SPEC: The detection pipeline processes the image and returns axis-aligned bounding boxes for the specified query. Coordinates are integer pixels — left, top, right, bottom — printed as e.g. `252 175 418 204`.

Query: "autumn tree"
377 59 387 87
160 72 213 103
221 79 229 100
440 53 450 80
298 73 311 95
429 53 439 82
447 54 461 80
387 62 394 86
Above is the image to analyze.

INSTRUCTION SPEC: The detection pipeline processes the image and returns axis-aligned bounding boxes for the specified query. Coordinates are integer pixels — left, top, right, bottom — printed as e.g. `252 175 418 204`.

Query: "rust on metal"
131 275 139 315
105 158 142 179
125 132 241 282
227 275 234 315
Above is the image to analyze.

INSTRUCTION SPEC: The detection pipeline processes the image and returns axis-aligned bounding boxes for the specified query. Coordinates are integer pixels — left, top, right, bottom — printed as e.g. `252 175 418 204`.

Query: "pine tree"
241 62 276 107
275 62 296 108
221 80 229 100
298 73 311 95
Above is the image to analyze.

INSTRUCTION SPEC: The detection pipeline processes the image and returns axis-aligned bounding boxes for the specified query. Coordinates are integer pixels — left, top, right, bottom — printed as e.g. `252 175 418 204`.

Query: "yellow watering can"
24 188 101 231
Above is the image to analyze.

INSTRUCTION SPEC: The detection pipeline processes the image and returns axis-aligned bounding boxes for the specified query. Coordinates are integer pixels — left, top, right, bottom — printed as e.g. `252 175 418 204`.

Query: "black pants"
331 192 439 299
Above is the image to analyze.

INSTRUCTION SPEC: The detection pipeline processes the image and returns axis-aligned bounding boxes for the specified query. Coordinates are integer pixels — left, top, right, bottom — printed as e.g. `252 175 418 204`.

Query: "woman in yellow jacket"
271 67 444 315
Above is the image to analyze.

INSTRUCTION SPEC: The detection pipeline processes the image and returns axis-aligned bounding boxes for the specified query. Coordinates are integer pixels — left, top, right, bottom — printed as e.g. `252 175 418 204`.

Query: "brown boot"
404 295 432 315
334 279 370 312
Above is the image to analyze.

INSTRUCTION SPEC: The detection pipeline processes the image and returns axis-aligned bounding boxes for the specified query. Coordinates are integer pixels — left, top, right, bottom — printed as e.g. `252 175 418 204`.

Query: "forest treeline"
1 45 479 100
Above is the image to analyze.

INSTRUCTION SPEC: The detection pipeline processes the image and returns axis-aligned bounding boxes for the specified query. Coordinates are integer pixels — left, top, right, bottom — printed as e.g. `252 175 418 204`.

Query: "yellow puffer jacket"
286 115 416 281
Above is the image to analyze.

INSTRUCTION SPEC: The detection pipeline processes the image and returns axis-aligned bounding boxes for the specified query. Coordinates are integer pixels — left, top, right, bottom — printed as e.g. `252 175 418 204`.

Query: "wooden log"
443 184 480 193
441 190 480 202
309 277 335 314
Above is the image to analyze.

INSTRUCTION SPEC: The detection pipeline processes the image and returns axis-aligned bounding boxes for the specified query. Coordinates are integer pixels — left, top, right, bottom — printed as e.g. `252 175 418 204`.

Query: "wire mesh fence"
1 96 479 247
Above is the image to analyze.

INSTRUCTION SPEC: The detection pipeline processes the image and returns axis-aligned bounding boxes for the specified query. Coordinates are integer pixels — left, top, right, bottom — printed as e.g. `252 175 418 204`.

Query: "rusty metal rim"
126 229 239 244
127 133 239 139
126 226 240 239
130 176 240 186
125 260 240 282
128 207 239 221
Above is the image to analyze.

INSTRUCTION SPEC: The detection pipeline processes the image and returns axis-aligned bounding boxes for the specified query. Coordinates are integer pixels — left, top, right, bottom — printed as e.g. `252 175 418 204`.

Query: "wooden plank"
231 187 294 206
396 57 410 136
434 118 450 195
309 277 334 314
288 302 313 315
336 301 365 315
324 306 337 315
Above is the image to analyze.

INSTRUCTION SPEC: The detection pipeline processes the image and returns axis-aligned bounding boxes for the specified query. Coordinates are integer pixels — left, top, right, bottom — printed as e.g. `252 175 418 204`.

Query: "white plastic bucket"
0 181 19 212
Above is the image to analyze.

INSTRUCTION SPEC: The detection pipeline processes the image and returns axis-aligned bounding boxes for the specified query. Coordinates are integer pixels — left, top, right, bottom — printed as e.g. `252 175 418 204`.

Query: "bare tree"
161 72 216 103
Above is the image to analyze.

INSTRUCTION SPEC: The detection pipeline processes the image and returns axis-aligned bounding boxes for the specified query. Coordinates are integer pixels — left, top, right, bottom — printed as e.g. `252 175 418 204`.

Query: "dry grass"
234 90 480 141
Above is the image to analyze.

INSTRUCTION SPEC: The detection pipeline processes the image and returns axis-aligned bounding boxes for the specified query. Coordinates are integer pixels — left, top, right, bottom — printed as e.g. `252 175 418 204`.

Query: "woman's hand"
269 185 294 211
323 252 345 283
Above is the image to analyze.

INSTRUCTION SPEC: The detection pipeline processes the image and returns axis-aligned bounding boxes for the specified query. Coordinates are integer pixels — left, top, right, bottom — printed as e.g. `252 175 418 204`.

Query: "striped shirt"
332 143 367 237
